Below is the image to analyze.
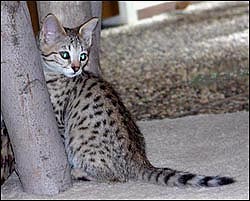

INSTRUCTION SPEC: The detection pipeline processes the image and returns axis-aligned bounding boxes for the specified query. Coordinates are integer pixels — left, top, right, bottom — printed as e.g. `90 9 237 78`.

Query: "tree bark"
1 1 72 195
37 1 102 77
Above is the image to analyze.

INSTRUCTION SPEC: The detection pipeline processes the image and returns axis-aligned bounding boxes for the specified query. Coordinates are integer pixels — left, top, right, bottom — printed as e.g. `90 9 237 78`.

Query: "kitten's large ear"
79 18 98 47
40 14 66 45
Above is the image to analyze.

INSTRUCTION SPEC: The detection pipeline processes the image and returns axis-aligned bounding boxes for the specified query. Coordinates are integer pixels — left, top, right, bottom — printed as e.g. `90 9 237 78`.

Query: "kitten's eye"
80 53 87 61
59 51 70 59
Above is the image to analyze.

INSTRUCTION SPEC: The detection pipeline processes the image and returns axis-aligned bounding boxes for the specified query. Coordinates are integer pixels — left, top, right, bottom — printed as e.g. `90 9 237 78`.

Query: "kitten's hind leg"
71 167 127 183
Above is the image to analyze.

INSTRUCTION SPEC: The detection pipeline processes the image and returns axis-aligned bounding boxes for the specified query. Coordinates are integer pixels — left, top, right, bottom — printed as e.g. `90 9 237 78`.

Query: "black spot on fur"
128 144 132 151
81 141 88 146
107 109 113 116
178 174 196 185
94 111 103 116
156 170 163 182
111 100 117 106
69 124 73 131
103 129 109 137
76 76 83 84
164 171 176 185
83 149 91 153
199 176 213 187
78 116 87 125
81 104 89 111
88 136 96 141
79 126 88 130
94 121 101 128
105 94 112 99
74 100 80 108
100 85 106 90
85 92 92 98
94 95 101 102
76 146 81 152
115 128 120 134
69 137 74 144
148 170 157 181
77 176 90 181
104 146 110 152
93 103 104 109
87 82 98 91
99 150 105 155
102 140 109 144
78 87 84 96
117 136 124 140
58 101 63 106
72 76 77 82
216 177 235 186
89 158 95 162
109 120 115 126
66 90 71 95
46 78 58 84
72 112 78 118
72 86 78 99
89 144 100 148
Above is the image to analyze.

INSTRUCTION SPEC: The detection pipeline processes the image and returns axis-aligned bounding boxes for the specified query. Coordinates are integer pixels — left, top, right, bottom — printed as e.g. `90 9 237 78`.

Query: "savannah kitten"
37 14 235 187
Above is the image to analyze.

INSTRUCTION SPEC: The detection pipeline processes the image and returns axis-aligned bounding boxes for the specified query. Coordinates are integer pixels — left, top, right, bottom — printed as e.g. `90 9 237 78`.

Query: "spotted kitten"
38 14 234 187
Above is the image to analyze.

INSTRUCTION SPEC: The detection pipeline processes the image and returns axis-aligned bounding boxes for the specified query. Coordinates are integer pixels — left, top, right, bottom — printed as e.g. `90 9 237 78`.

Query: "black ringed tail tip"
199 176 235 187
217 176 235 186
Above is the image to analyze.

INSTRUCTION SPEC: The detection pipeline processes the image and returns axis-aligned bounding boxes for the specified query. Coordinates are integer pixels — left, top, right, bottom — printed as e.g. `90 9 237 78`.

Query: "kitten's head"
39 14 98 77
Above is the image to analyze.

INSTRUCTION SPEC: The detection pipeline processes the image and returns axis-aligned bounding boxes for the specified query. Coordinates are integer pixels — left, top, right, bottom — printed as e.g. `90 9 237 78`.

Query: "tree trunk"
1 1 72 195
37 1 102 77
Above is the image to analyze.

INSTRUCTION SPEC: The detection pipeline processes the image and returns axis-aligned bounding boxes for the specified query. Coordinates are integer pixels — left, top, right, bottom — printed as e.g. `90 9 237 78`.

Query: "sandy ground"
1 112 249 200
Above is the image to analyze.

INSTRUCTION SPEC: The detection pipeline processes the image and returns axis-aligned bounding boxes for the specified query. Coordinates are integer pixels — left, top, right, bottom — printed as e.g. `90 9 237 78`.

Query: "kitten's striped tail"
136 166 235 187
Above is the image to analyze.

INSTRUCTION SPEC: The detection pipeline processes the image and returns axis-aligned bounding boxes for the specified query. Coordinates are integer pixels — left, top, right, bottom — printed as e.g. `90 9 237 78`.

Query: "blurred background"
101 1 192 28
27 1 249 120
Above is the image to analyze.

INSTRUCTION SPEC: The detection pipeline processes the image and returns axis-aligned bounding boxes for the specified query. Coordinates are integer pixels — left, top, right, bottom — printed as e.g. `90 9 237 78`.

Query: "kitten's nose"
72 65 80 73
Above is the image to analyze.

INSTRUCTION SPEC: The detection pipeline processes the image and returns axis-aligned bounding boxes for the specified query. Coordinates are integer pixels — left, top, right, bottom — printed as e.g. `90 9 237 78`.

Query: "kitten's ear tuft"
40 13 66 45
79 18 99 47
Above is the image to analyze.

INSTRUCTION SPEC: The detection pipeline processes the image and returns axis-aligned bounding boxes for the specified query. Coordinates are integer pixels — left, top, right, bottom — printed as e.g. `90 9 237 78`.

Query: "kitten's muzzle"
71 65 80 73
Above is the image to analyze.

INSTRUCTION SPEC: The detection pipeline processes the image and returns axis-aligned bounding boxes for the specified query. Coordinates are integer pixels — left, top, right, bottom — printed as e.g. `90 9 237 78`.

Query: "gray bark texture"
37 1 102 76
1 1 72 195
